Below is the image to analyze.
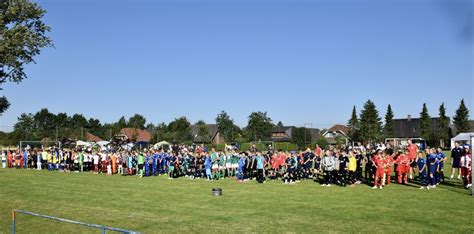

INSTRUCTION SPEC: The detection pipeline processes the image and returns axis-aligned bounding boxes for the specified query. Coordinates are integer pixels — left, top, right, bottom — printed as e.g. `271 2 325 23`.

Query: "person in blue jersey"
152 150 159 176
168 153 177 179
255 152 266 183
144 152 150 177
427 148 438 189
237 153 246 182
204 152 213 181
127 153 134 175
436 148 446 184
417 152 428 189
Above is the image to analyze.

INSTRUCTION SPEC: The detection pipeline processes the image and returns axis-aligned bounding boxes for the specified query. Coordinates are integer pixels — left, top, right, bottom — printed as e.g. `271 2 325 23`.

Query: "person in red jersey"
407 140 419 180
395 150 410 184
372 151 386 190
383 152 394 186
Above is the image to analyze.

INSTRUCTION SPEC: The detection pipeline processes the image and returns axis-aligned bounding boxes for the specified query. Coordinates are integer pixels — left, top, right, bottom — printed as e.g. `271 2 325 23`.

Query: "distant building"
392 115 449 139
85 132 102 142
117 128 152 146
322 124 349 145
272 126 295 142
272 126 321 142
191 124 224 144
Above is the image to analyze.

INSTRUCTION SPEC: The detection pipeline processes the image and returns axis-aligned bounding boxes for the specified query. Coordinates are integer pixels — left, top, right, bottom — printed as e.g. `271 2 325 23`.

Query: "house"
272 126 321 142
323 124 349 145
271 126 295 142
191 124 224 144
118 128 152 145
85 132 102 142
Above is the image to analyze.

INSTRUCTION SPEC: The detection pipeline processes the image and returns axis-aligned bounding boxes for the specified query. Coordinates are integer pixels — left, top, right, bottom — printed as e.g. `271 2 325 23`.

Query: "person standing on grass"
111 152 117 175
427 148 438 189
338 151 349 187
407 140 419 180
1 150 6 168
284 153 296 184
436 148 446 184
256 152 265 183
383 152 394 186
78 150 84 172
321 151 335 187
36 149 42 170
460 146 472 189
417 152 428 189
348 151 357 185
450 142 463 180
106 153 112 176
137 152 145 178
93 151 100 174
373 151 386 190
395 150 410 184
355 149 363 184
204 152 213 181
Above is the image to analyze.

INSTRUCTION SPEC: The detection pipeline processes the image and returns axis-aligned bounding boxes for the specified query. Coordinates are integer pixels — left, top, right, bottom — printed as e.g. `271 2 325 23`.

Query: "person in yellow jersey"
348 150 357 186
47 149 53 171
41 149 48 170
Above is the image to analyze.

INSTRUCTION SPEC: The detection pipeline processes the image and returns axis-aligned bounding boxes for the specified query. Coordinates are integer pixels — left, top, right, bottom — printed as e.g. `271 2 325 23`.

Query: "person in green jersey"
137 152 145 178
78 150 84 172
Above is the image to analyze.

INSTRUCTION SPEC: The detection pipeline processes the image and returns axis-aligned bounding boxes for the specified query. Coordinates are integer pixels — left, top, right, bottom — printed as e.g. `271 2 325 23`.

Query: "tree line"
348 99 470 146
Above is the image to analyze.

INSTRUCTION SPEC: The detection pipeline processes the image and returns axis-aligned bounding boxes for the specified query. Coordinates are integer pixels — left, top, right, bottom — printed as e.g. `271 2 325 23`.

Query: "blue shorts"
429 165 437 175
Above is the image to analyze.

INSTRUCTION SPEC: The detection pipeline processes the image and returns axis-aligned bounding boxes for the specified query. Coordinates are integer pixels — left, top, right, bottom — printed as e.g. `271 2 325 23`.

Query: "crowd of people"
1 140 472 190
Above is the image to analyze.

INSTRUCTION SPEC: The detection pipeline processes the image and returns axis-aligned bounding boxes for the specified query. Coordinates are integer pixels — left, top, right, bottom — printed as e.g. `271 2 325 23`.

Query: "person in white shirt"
93 152 100 173
1 150 6 168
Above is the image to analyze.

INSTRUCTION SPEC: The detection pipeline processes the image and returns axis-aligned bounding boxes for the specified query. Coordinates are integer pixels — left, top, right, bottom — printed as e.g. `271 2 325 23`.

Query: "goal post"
11 210 139 234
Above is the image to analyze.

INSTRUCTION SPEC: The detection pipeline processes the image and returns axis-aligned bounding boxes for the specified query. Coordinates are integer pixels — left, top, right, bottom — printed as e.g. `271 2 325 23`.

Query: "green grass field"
1 160 473 233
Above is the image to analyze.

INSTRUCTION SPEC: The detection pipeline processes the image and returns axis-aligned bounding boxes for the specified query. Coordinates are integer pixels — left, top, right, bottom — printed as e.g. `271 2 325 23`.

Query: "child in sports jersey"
219 152 227 179
355 149 364 184
204 152 213 181
137 152 145 178
93 152 100 174
460 147 472 189
417 152 428 189
384 153 394 186
225 151 233 178
395 150 410 184
106 154 112 176
348 151 357 185
313 152 322 183
284 153 296 184
232 152 239 177
436 148 446 184
1 150 6 169
373 151 385 190
338 151 349 187
427 148 438 189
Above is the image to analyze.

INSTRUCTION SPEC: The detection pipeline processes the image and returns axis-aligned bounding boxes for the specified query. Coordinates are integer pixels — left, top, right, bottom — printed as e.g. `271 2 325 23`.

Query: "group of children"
1 142 472 190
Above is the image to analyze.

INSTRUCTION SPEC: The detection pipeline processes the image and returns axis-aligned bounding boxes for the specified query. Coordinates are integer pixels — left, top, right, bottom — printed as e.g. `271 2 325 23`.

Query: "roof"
85 132 102 142
191 124 219 143
272 126 295 133
119 128 152 142
327 124 349 136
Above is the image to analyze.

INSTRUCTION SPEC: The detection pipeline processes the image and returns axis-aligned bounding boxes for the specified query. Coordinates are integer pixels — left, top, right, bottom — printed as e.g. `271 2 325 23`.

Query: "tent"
154 141 171 148
96 141 110 147
450 132 474 149
76 140 92 147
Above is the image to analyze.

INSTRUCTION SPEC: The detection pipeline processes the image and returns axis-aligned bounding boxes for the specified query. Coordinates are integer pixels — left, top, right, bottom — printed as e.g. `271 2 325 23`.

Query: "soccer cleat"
372 186 377 190
321 184 326 187
420 186 425 190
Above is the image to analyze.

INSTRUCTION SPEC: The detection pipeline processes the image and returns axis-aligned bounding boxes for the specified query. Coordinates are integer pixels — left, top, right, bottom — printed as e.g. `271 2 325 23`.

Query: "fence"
12 210 140 234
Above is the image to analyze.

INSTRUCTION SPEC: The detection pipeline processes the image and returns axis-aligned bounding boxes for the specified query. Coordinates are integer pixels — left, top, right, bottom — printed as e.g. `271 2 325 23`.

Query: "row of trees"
348 99 470 146
0 99 470 147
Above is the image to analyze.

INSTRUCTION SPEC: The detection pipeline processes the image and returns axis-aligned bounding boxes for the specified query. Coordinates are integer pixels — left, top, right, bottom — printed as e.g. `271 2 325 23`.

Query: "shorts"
452 159 460 169
438 163 444 170
410 161 417 168
461 167 471 177
212 165 218 170
169 166 175 172
287 168 294 174
314 163 321 169
226 163 232 169
304 163 312 170
232 164 238 168
138 164 144 170
375 169 385 177
428 165 437 175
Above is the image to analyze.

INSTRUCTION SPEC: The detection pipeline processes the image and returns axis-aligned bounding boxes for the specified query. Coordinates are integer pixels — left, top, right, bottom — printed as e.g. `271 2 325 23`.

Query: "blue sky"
1 0 472 131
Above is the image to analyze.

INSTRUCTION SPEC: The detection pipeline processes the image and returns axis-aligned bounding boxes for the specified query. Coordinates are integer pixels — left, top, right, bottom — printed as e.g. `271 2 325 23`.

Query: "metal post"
12 210 16 234
101 226 106 234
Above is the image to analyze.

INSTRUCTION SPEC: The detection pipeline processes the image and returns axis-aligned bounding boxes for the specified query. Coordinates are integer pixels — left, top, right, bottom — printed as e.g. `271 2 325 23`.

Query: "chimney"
407 115 411 121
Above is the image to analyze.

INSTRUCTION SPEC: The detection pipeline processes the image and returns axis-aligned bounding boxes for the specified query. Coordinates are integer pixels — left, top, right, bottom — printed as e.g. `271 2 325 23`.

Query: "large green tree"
347 106 360 142
128 114 146 129
437 103 449 147
292 127 312 149
244 111 273 142
0 0 53 114
167 117 192 143
195 120 210 142
453 99 470 134
384 104 394 138
359 100 382 143
215 111 240 142
419 103 432 142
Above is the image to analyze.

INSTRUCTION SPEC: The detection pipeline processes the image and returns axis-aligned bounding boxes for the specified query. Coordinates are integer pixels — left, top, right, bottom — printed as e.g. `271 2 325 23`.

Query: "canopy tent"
95 141 110 147
154 141 171 149
450 132 474 149
76 140 92 147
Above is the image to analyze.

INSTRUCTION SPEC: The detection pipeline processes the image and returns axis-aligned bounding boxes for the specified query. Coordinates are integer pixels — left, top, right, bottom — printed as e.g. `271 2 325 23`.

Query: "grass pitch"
0 165 473 233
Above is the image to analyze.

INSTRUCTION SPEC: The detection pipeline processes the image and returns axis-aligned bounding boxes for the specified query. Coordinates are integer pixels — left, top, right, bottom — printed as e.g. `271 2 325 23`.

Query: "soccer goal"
11 210 139 234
